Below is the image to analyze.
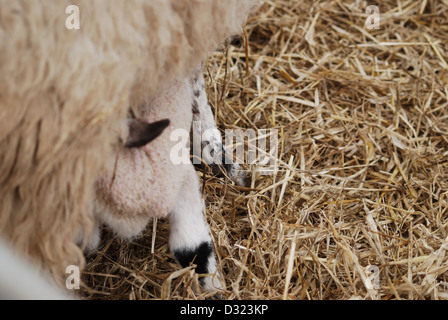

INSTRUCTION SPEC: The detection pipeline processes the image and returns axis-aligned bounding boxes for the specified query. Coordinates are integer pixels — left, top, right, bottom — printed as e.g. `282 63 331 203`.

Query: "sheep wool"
0 0 260 286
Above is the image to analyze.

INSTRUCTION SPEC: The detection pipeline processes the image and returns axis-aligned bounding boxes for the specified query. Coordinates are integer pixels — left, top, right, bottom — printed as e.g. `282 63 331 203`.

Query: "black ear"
125 118 170 148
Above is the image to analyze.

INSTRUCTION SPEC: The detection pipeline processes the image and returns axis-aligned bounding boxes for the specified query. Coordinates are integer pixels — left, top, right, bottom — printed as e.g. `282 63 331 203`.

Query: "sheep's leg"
169 164 222 292
190 67 247 187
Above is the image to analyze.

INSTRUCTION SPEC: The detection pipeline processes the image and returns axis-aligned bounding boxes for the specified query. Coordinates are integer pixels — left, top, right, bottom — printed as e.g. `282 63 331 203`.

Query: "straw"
81 0 448 300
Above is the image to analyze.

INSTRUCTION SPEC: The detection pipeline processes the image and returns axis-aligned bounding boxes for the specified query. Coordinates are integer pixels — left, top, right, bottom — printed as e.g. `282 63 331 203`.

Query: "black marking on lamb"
192 99 200 115
173 241 213 283
193 89 201 98
125 118 170 148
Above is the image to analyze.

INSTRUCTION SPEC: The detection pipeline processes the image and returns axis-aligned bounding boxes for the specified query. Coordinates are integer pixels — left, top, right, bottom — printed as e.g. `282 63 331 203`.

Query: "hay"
81 0 448 300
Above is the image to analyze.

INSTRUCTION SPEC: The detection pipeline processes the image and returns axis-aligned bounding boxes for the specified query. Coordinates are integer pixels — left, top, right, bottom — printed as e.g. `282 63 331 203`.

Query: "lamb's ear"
125 119 170 148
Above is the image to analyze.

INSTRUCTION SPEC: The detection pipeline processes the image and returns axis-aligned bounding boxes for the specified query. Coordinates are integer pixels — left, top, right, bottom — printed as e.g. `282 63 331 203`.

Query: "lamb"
90 65 246 292
0 0 260 291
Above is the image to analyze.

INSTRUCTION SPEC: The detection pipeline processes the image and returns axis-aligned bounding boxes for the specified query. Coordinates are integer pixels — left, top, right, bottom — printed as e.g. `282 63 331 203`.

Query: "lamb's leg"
169 164 222 292
190 67 247 187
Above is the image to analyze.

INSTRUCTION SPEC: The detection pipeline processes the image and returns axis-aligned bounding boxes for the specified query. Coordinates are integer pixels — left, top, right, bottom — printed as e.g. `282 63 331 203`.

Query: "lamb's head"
79 116 171 251
97 115 174 234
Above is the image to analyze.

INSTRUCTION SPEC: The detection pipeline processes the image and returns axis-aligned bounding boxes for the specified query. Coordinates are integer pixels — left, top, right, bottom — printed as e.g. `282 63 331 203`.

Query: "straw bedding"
81 0 448 300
